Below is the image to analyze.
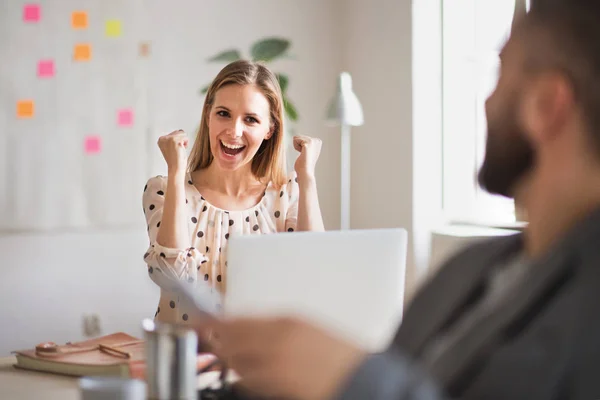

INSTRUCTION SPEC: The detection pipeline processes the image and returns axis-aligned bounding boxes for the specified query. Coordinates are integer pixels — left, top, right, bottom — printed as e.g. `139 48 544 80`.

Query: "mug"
79 376 146 400
142 318 198 400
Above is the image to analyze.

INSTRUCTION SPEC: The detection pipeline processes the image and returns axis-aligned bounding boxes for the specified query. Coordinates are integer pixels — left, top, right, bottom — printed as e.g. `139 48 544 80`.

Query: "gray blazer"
337 208 600 400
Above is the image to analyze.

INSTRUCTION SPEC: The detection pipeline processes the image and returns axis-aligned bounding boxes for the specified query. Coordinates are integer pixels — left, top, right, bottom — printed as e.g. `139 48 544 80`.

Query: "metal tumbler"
142 318 198 400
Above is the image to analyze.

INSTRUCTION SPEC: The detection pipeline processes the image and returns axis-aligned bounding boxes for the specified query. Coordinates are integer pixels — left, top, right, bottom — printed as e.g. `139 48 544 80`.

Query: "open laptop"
224 228 407 352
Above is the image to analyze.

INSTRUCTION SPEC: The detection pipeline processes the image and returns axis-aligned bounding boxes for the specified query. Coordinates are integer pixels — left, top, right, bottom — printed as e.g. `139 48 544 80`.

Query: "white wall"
339 0 418 299
0 230 157 355
0 0 343 355
338 0 499 305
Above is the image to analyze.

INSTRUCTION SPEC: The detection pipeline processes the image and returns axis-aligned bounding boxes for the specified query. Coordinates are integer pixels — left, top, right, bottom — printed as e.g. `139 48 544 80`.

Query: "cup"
79 376 146 400
142 318 198 400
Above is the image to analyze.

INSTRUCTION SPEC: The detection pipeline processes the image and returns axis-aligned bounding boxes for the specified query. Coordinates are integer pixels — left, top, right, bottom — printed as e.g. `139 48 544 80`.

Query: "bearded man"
197 2 600 399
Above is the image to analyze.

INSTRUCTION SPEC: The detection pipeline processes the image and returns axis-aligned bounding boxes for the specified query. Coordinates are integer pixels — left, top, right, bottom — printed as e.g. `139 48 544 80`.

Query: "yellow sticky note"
105 19 121 37
17 100 34 118
72 11 87 29
74 44 91 61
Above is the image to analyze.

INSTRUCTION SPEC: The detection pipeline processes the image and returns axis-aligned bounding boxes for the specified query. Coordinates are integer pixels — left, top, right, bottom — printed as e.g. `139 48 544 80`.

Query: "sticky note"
139 42 150 57
73 44 91 61
23 4 40 22
105 20 121 37
72 11 87 29
17 100 34 118
37 60 54 78
84 136 102 154
117 109 133 126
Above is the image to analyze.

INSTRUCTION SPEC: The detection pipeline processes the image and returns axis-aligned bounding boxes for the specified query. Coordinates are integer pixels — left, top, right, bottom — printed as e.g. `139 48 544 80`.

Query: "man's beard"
477 108 535 198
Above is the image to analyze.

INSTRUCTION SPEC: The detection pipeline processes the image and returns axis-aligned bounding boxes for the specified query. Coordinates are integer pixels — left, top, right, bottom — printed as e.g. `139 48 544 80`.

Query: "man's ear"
521 73 573 145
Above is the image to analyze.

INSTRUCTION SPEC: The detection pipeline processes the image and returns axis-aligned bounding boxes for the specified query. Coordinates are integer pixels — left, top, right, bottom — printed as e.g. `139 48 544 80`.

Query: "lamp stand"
340 124 351 230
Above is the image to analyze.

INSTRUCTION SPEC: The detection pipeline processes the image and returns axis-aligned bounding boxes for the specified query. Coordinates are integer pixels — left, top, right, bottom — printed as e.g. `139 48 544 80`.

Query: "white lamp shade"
326 72 364 127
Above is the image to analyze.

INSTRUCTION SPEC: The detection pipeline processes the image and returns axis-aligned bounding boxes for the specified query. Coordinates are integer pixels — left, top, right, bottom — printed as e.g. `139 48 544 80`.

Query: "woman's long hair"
187 60 287 187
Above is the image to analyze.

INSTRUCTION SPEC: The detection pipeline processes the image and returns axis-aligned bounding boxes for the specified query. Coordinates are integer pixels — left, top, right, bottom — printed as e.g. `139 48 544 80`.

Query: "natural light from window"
442 0 529 227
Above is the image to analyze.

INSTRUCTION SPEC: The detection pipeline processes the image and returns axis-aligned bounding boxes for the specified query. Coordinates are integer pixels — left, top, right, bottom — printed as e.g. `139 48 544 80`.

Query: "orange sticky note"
72 11 87 29
17 100 34 118
74 44 91 61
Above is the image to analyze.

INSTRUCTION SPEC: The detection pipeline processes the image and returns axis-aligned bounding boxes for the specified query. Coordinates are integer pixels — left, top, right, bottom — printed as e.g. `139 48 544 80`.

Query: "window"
441 0 529 226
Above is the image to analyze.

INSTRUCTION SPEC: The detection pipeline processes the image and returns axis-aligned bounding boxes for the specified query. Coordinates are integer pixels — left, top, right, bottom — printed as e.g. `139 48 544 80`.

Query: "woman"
142 60 324 325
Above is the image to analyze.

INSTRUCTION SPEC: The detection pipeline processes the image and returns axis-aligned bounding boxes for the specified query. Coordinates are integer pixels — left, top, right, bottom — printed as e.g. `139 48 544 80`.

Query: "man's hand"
198 317 367 400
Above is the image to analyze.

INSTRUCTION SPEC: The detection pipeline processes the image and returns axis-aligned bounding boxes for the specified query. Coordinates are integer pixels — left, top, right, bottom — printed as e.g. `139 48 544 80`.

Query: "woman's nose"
228 119 244 138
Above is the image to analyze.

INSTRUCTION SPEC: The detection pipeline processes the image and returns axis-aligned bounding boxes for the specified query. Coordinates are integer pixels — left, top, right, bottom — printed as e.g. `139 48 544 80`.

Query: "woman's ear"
265 127 274 140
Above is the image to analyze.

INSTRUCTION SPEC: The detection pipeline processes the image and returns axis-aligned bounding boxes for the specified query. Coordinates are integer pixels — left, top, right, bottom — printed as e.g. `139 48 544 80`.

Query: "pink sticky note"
117 109 133 127
84 136 102 154
23 4 40 22
37 60 54 78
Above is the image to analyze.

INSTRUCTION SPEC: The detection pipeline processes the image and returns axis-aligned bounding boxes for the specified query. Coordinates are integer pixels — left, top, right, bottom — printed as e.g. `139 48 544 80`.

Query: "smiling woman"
204 84 278 179
141 60 325 326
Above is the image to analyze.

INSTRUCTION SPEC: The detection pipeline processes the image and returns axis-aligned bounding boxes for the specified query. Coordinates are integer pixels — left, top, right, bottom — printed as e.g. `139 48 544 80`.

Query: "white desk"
0 356 79 399
0 356 236 399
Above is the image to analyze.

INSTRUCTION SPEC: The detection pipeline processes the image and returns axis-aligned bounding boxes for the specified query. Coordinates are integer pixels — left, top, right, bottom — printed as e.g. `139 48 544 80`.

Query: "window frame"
440 0 528 228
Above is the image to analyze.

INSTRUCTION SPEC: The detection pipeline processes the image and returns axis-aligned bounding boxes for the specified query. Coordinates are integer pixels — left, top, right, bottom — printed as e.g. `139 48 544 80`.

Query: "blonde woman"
142 60 324 325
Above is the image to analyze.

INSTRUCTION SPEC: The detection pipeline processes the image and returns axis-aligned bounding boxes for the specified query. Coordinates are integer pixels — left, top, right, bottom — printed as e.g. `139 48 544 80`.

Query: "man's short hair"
522 1 600 154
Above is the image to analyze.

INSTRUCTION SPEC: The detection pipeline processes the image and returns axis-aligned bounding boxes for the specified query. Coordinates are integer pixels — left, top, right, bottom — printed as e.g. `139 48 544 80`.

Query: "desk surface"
0 356 237 399
0 356 80 399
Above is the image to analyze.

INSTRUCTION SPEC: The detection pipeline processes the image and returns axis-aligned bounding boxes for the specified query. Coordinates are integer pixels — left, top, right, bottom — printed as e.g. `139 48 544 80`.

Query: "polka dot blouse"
142 172 299 325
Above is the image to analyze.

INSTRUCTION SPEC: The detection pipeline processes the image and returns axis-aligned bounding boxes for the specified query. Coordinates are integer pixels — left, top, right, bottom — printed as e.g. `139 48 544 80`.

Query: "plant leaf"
281 52 297 61
251 38 290 62
284 98 299 122
276 73 289 93
207 49 242 62
199 85 209 95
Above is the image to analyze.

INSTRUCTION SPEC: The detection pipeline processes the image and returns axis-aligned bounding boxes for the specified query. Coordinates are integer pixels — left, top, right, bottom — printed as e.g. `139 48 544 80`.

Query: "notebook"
12 333 146 379
11 332 217 379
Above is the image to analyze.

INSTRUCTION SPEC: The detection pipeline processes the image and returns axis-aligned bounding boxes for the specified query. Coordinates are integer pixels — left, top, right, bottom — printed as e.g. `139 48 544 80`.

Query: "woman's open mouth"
220 140 246 157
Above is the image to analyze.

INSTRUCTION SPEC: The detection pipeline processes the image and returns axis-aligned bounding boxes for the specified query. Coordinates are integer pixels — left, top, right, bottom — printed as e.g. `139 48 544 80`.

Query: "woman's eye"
246 116 259 124
216 110 229 117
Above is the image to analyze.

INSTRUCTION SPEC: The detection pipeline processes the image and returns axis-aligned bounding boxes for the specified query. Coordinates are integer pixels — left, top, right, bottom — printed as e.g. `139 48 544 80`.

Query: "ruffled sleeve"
285 172 299 232
141 176 207 288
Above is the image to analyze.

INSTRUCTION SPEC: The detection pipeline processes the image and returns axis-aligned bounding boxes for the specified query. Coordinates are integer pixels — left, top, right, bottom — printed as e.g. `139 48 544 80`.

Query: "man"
199 1 600 399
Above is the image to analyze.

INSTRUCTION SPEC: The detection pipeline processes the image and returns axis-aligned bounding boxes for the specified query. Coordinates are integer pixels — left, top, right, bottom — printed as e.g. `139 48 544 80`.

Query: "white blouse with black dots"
142 172 299 325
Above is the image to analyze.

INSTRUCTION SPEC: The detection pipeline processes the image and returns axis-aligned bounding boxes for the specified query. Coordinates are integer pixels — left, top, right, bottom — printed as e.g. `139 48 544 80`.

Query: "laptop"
224 228 407 352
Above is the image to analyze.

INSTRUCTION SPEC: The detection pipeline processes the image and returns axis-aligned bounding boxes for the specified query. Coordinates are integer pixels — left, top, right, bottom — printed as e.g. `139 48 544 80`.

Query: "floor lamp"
326 72 364 230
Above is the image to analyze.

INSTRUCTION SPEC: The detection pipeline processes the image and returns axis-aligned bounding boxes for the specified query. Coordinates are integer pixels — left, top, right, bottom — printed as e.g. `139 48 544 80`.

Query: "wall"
0 0 149 231
339 0 418 299
0 0 343 355
338 0 495 304
0 230 156 355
